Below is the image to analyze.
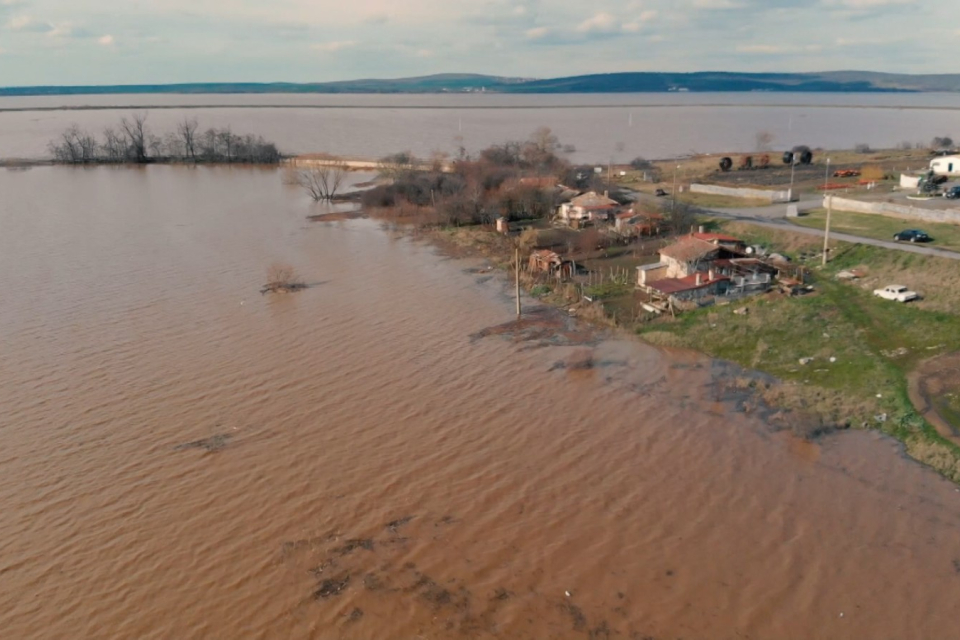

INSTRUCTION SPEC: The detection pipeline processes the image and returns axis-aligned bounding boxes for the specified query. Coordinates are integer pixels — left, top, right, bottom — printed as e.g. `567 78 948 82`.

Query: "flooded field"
2 165 960 638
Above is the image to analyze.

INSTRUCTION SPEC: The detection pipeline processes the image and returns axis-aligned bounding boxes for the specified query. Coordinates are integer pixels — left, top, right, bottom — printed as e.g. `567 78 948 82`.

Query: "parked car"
654 188 668 197
873 285 919 302
893 229 932 243
945 186 960 200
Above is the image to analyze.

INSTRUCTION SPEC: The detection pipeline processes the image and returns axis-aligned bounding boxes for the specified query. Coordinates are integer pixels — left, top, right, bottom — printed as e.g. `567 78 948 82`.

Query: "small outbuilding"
930 155 960 177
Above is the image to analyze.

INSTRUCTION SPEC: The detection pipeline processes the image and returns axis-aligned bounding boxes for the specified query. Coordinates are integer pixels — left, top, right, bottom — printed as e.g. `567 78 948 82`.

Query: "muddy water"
4 92 960 162
2 166 960 639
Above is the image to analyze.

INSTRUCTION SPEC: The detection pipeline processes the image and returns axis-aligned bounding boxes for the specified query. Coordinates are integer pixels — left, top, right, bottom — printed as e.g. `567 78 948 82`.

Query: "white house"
930 155 960 177
557 191 621 223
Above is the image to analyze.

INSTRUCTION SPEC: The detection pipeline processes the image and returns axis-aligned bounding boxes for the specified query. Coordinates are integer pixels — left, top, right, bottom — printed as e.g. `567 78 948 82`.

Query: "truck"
873 284 919 302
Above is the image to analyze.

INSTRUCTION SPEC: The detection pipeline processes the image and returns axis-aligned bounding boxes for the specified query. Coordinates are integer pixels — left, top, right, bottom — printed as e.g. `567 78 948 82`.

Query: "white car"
873 284 919 302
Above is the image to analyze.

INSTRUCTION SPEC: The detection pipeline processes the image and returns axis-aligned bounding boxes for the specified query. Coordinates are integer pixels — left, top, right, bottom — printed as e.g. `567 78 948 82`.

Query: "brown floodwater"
2 165 960 639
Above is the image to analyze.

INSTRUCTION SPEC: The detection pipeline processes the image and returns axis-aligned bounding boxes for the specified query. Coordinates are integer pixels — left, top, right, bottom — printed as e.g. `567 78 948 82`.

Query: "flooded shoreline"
2 166 960 638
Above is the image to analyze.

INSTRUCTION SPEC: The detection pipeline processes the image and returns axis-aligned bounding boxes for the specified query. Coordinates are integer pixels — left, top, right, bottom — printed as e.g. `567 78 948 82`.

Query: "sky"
0 0 954 86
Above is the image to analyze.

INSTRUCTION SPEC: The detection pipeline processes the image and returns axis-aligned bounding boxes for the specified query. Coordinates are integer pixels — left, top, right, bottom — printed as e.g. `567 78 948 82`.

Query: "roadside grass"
641 221 960 482
789 208 960 253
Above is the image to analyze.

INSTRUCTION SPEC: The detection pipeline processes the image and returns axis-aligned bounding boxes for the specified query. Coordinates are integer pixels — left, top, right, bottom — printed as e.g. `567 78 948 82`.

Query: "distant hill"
3 71 960 96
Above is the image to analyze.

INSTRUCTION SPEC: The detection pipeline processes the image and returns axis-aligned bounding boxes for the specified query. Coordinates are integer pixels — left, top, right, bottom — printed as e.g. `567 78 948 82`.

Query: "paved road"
632 192 960 261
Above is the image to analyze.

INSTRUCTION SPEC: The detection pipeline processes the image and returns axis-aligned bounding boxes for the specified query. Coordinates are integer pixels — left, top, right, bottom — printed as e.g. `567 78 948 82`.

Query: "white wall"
690 183 792 203
824 196 960 225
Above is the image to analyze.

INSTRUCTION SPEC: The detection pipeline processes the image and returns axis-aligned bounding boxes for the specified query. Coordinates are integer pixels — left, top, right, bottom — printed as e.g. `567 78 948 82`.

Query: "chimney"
604 189 609 198
698 225 705 234
695 272 702 286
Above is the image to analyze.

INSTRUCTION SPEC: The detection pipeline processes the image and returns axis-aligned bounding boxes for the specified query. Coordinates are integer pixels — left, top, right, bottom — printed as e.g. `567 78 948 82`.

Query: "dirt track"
908 352 960 446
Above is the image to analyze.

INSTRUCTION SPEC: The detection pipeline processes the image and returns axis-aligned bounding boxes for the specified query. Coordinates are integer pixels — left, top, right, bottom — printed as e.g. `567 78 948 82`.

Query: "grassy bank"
411 212 960 483
641 220 960 481
789 208 960 253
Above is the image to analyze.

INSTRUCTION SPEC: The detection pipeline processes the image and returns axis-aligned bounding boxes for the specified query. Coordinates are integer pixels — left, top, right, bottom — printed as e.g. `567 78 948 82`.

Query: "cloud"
576 12 617 33
310 40 357 52
832 0 911 6
98 34 114 46
7 15 54 32
736 44 788 54
623 9 657 32
693 0 745 8
525 26 549 39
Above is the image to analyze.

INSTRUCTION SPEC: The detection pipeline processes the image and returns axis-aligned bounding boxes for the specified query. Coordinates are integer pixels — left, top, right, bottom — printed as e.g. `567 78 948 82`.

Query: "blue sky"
0 0 953 85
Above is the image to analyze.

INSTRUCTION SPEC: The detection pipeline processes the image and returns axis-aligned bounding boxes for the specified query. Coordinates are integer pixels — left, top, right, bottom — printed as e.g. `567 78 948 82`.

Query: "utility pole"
822 195 833 266
788 155 797 203
515 245 522 318
672 164 679 217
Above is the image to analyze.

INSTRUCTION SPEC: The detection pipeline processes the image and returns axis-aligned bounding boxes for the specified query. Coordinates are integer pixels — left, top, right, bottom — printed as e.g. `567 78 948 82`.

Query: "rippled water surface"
3 92 960 161
2 166 960 639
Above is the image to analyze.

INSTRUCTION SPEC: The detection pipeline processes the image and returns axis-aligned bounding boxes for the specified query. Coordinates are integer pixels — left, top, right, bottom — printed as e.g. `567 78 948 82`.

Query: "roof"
647 273 729 295
659 238 719 262
637 262 668 272
691 232 743 244
569 191 619 208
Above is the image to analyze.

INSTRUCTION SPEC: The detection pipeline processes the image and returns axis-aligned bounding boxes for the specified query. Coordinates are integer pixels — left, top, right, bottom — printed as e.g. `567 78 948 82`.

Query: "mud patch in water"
472 306 601 349
173 433 232 453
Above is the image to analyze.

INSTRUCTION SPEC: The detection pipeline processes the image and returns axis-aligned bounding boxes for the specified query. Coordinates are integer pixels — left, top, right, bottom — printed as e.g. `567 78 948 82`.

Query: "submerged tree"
47 111 281 165
297 164 348 201
261 263 305 293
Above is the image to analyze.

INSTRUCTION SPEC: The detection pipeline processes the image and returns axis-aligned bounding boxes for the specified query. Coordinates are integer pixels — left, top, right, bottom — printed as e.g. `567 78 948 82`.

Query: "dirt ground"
908 352 960 446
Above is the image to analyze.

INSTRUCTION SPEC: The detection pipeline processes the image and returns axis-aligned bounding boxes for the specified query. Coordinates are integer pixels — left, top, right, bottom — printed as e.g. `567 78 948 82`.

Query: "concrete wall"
824 196 960 225
690 183 792 203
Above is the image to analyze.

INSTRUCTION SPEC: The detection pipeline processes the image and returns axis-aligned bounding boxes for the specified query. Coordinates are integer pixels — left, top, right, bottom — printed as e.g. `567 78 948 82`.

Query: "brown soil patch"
307 209 366 222
471 306 601 349
908 352 960 446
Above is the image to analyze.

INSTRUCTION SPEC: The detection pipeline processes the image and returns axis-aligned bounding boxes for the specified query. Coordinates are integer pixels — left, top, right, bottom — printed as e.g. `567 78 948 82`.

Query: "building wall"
671 280 728 302
691 183 792 203
824 196 960 225
930 156 960 177
637 263 669 286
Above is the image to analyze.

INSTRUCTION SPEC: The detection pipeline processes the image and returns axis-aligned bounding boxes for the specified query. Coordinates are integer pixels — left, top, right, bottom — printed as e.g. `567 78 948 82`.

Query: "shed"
930 155 960 177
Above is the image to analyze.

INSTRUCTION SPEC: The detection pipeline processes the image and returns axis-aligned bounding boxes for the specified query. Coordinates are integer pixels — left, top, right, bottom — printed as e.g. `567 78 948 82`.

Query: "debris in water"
173 433 232 453
314 574 351 599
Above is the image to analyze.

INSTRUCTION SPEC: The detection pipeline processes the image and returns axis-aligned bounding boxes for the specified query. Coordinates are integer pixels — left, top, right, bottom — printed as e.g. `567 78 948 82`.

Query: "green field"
789 208 960 253
640 220 960 482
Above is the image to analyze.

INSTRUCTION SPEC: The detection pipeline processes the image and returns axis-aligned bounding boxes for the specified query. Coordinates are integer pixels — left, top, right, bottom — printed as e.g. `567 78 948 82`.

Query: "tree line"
353 126 625 227
48 112 281 165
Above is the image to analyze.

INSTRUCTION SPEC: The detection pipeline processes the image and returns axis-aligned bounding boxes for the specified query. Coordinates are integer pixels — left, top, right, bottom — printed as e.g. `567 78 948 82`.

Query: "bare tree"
120 112 150 163
297 164 348 201
177 117 199 161
48 125 97 163
262 263 305 293
101 127 126 162
660 200 697 237
932 136 954 149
